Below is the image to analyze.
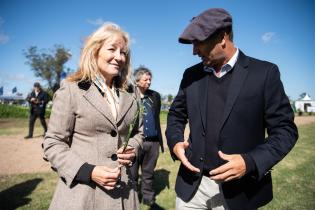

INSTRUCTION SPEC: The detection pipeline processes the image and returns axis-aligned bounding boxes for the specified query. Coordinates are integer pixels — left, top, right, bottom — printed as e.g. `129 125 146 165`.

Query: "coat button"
202 132 205 136
111 154 118 161
110 130 117 137
199 157 204 161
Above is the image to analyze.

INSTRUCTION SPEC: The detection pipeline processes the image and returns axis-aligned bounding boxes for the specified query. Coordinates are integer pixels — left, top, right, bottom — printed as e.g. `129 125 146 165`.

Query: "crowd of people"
36 7 298 210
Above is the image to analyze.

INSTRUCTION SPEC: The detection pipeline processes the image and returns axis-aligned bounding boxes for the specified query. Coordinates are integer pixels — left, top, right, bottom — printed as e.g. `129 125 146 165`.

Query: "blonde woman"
43 23 143 210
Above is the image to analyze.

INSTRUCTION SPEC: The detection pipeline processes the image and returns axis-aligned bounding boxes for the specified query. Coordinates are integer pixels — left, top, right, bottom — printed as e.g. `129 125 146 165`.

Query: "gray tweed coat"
43 80 143 210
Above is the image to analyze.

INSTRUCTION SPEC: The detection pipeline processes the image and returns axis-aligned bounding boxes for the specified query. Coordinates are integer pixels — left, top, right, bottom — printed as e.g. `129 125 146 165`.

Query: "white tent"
294 93 315 112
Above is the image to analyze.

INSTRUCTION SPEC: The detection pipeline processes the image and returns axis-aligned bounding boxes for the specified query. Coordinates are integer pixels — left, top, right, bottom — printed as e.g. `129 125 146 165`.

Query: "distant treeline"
0 104 51 118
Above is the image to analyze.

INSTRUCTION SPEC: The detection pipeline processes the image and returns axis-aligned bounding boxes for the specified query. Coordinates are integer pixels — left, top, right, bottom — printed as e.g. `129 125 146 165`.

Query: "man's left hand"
209 151 246 182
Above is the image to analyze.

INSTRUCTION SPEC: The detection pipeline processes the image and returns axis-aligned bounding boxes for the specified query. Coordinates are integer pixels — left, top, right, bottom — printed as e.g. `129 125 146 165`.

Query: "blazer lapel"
198 73 209 132
117 90 135 123
219 51 249 130
83 84 116 127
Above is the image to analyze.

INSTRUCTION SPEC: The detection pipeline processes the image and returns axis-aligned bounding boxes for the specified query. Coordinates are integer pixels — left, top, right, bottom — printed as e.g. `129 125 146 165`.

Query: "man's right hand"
173 140 200 173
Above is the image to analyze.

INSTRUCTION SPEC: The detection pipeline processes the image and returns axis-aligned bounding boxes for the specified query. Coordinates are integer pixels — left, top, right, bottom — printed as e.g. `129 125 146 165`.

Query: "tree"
167 94 174 103
24 45 71 93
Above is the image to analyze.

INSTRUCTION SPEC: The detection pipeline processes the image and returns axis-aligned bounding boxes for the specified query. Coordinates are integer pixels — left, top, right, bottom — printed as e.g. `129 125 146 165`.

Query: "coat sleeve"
165 72 188 160
152 91 164 153
248 64 298 180
43 81 85 187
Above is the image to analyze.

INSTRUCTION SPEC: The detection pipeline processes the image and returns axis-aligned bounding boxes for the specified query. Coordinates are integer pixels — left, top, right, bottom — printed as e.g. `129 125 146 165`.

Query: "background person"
166 8 298 210
43 23 143 210
25 82 48 139
130 66 164 206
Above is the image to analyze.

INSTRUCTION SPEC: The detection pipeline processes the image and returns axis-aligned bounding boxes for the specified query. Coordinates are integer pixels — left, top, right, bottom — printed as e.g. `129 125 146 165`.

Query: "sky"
0 0 314 100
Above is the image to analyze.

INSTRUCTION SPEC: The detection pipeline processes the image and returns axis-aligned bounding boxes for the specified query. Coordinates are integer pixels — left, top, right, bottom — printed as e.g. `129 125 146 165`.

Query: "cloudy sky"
0 0 314 100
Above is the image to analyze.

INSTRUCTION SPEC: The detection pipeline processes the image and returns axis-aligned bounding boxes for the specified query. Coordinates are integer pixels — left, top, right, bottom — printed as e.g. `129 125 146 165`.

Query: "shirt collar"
204 48 239 78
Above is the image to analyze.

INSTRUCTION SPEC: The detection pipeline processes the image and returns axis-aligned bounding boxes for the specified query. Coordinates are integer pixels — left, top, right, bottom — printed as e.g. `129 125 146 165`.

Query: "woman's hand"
91 166 121 190
117 146 136 166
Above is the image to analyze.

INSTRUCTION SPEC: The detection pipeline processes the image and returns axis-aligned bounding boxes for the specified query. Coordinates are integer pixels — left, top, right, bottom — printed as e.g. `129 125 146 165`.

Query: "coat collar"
218 50 249 130
116 89 135 123
79 81 135 126
197 50 249 132
82 82 116 127
198 70 209 132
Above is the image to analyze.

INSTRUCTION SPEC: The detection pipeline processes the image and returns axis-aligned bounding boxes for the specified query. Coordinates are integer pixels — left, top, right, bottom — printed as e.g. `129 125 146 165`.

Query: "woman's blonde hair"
68 22 132 90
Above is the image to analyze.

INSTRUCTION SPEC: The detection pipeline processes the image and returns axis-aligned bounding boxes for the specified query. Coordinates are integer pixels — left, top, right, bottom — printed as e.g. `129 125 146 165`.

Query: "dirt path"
0 116 314 175
0 135 51 175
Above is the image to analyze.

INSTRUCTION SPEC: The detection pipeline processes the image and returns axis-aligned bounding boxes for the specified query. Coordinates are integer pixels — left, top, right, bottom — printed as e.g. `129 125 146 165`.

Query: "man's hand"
91 166 121 190
209 151 246 182
173 140 200 173
117 146 135 167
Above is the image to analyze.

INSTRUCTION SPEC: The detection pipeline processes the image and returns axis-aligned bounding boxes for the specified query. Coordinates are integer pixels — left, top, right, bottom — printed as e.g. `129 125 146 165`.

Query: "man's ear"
220 33 230 47
220 36 226 48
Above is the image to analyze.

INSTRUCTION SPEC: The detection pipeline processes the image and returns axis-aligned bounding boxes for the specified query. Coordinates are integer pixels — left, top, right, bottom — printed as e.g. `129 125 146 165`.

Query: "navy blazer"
145 89 164 152
166 51 298 210
27 90 49 116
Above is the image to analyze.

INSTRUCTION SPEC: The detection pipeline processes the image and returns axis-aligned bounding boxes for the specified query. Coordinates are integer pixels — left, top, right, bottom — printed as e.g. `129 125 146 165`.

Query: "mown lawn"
0 118 47 136
0 122 314 210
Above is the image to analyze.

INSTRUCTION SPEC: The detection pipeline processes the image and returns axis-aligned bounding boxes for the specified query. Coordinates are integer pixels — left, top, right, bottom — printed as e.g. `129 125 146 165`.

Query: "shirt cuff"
241 153 256 174
75 163 95 184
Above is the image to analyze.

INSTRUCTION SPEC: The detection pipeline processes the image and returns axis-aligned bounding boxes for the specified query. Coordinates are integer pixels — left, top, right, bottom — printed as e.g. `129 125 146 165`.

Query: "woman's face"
97 35 128 84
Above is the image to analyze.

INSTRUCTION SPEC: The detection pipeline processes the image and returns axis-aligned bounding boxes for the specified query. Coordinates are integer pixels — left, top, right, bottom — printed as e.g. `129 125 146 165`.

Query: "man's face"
137 73 152 92
192 35 226 68
34 87 40 92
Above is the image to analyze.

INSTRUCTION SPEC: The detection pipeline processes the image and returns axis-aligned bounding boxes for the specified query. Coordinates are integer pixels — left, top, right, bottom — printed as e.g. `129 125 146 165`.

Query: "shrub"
0 104 51 118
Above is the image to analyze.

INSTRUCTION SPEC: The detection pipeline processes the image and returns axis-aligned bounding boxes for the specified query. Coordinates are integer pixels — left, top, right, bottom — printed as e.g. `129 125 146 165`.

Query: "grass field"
0 120 314 210
0 104 51 119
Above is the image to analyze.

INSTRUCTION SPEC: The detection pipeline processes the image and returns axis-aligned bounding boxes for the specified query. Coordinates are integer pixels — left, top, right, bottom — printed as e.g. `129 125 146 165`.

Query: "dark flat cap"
33 82 41 88
179 8 232 44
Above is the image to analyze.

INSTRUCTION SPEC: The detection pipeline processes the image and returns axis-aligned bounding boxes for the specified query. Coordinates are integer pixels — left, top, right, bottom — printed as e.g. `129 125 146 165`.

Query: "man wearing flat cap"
166 8 298 210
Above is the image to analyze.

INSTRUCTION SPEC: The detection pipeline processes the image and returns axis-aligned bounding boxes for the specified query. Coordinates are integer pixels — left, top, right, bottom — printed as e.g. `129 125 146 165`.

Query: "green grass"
261 123 315 210
160 110 168 125
0 104 51 118
0 122 314 210
0 118 47 136
0 172 58 210
0 104 29 118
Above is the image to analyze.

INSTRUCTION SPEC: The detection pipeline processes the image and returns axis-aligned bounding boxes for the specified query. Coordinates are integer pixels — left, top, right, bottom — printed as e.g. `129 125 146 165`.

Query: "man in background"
130 65 164 206
25 82 48 139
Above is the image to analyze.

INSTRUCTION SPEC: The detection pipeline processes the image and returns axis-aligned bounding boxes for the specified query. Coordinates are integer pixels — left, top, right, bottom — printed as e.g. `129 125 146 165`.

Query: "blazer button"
202 132 205 136
110 130 117 137
199 157 204 162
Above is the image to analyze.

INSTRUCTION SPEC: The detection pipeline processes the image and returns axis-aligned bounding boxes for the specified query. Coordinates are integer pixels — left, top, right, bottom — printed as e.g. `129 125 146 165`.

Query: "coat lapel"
82 83 116 127
198 72 209 132
219 51 249 130
117 89 135 123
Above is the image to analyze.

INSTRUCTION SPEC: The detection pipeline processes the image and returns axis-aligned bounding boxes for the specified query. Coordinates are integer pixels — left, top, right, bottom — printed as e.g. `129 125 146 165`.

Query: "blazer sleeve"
153 91 164 153
166 73 188 160
248 64 298 180
43 81 85 187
